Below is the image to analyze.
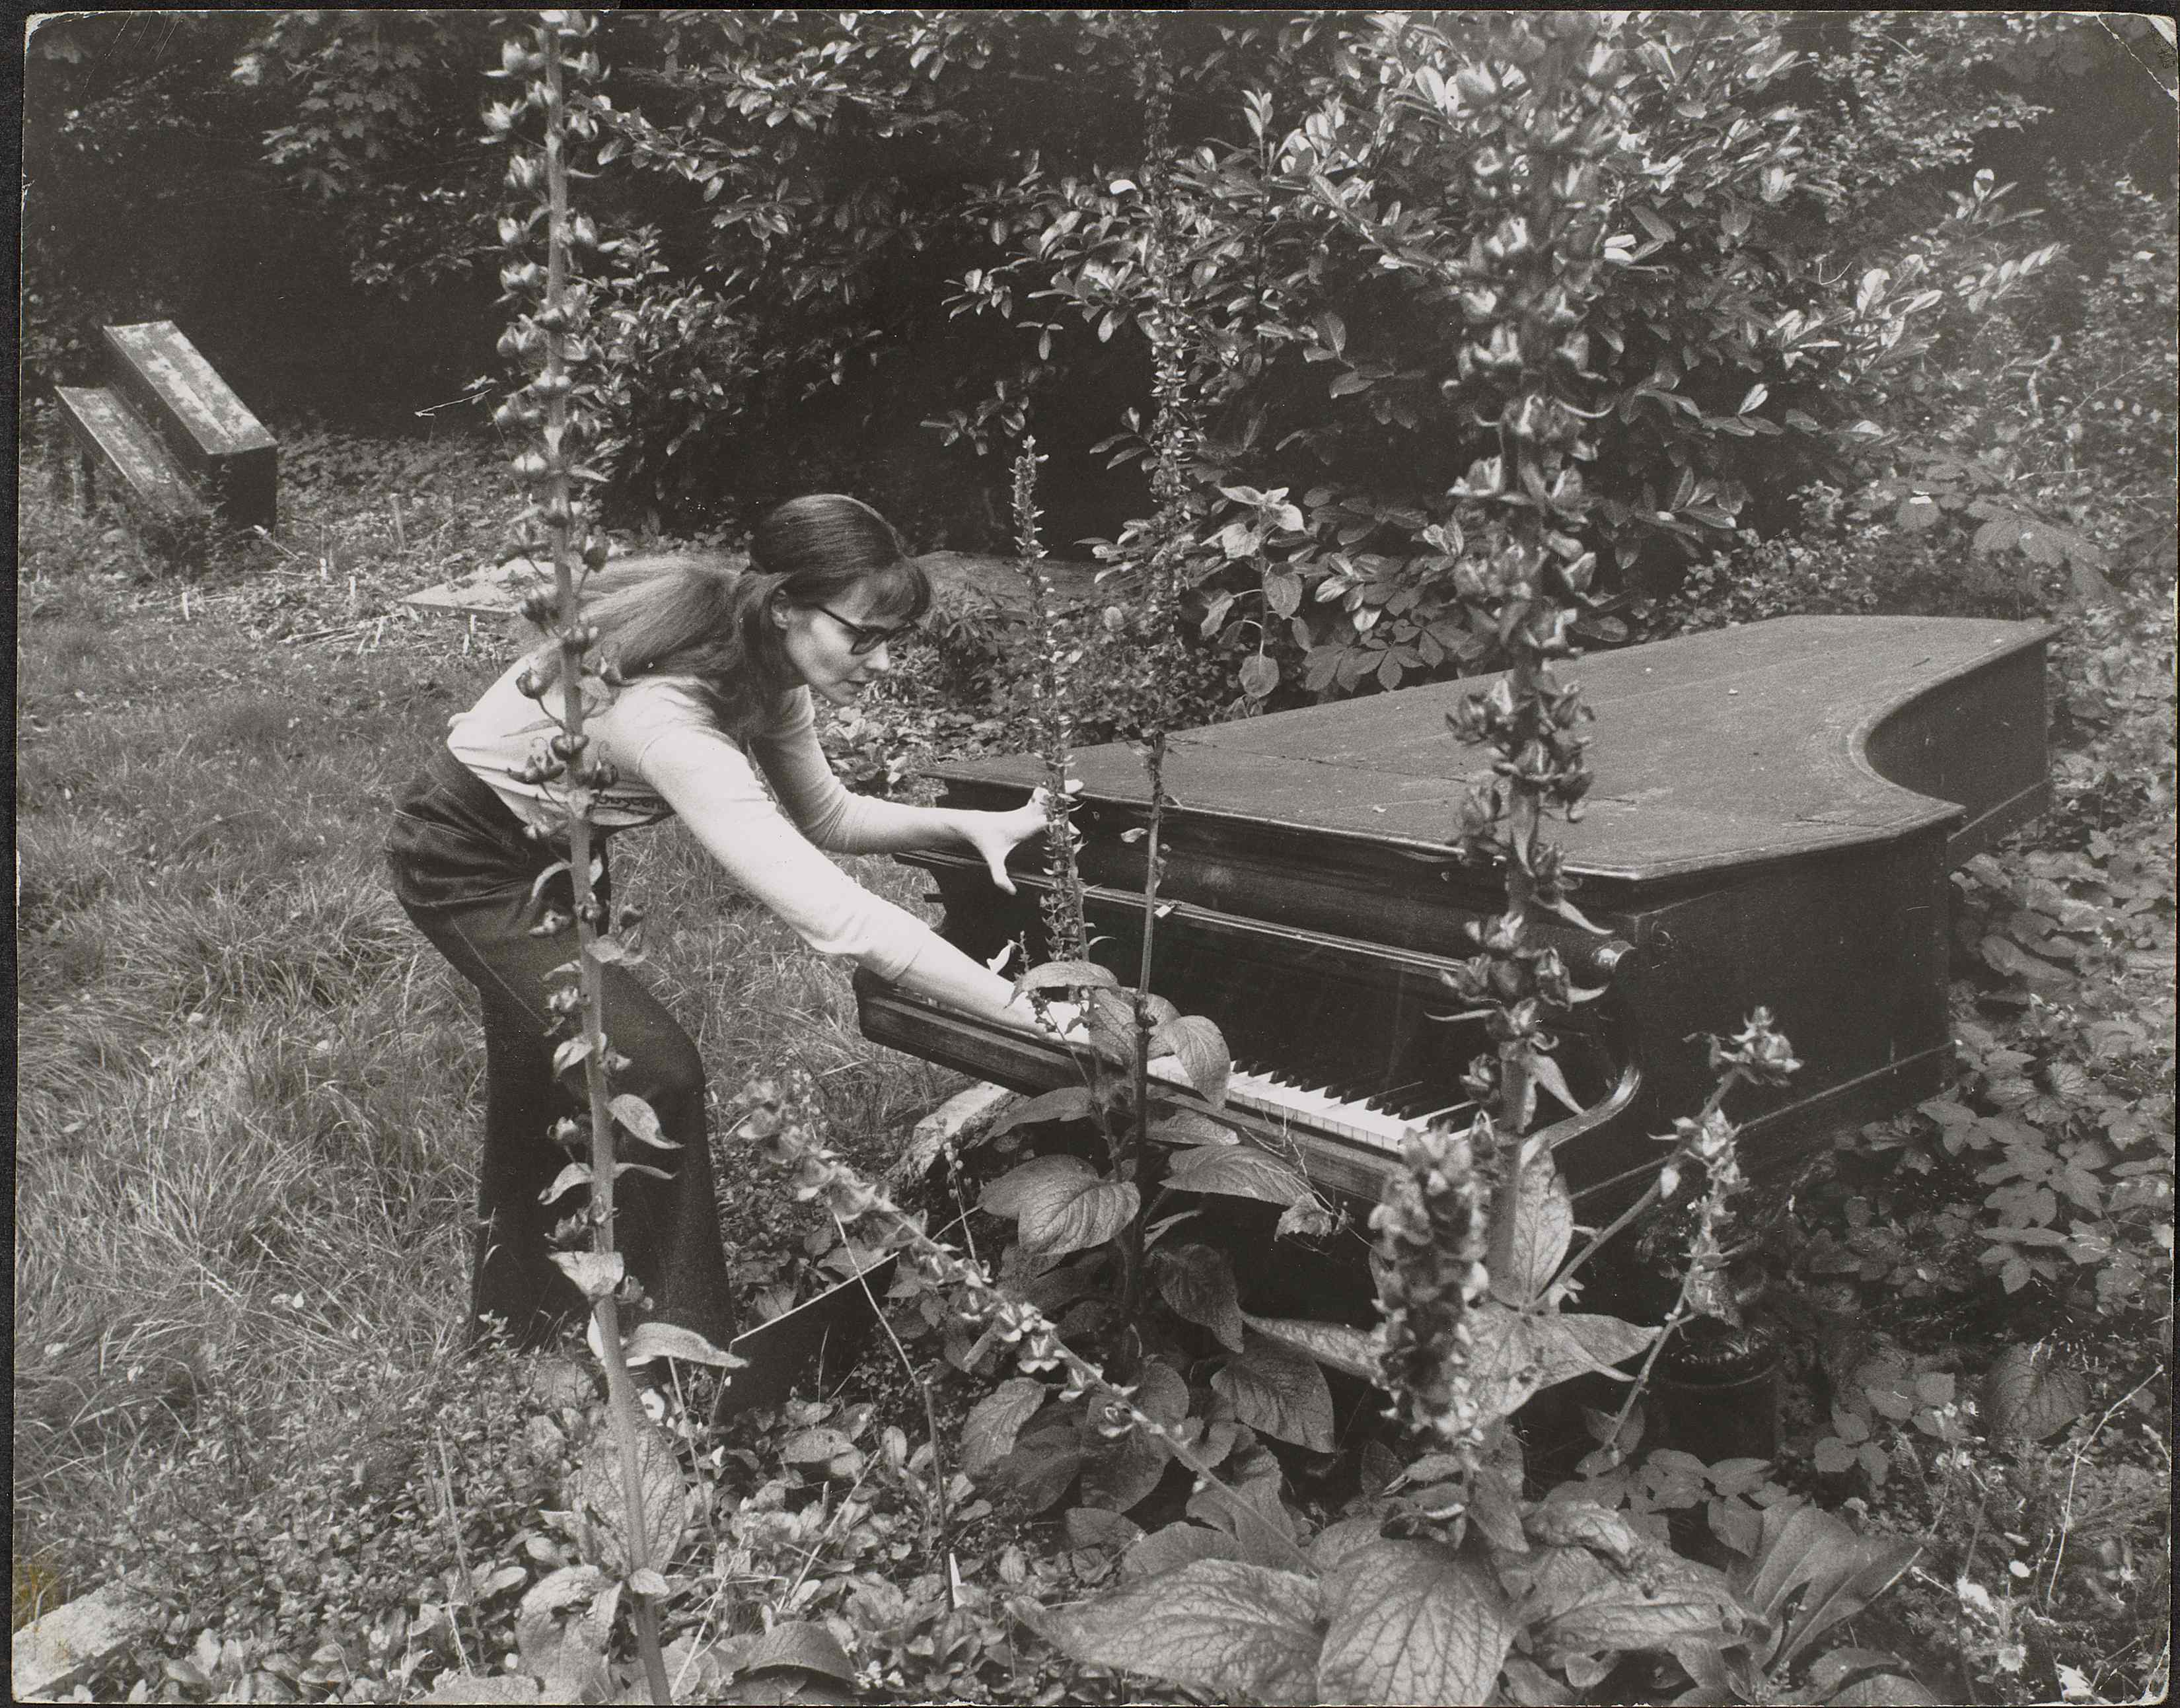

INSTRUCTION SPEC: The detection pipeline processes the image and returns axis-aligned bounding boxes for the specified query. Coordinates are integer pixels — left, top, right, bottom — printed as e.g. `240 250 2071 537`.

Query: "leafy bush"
1658 471 2068 634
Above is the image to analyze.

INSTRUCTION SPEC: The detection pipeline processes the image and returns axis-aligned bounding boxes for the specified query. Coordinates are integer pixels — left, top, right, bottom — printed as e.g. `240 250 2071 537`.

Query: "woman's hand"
958 789 1050 894
1008 993 1089 1043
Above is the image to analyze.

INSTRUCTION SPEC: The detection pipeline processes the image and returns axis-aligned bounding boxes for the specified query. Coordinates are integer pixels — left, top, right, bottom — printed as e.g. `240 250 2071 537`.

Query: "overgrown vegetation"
15 8 2174 1706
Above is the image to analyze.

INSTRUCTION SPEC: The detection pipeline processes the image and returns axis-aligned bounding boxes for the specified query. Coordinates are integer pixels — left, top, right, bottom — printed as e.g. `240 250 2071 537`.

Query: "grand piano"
857 616 2052 1207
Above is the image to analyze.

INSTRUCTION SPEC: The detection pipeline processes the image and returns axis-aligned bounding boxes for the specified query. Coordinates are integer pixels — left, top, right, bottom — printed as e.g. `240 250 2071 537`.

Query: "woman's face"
772 581 908 707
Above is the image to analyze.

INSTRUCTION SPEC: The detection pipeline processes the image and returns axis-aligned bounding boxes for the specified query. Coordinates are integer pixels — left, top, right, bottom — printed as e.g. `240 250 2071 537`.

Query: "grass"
11 436 961 1632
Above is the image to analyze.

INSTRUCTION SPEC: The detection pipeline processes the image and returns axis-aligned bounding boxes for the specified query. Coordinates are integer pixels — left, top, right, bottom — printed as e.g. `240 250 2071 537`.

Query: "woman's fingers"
972 802 1047 892
972 824 1017 894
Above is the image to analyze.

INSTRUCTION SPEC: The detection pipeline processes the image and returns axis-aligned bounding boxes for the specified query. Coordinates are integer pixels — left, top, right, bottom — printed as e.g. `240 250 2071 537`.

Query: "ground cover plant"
16 9 2173 1705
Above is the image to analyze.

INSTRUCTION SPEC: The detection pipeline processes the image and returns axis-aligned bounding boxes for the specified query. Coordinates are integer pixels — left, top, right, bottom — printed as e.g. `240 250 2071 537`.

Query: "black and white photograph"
15 11 2175 1703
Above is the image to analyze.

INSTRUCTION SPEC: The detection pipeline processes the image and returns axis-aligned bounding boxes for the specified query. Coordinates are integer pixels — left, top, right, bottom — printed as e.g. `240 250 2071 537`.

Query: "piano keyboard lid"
926 616 2053 882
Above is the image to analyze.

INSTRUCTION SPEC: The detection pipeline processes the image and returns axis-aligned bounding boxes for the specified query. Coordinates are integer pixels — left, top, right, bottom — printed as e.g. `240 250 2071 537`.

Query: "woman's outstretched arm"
747 690 1044 888
630 711 1043 1034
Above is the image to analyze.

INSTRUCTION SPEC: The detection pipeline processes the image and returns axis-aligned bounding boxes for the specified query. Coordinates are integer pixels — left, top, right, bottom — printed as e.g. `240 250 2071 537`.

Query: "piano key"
1363 1079 1426 1112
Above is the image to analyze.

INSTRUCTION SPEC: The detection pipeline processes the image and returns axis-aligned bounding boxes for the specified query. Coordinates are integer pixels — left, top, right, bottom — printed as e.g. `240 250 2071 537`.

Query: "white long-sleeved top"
447 658 941 981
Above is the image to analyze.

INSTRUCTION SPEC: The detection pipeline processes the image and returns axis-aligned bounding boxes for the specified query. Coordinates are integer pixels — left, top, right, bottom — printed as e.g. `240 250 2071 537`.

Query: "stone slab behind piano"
864 615 2053 1200
101 322 279 531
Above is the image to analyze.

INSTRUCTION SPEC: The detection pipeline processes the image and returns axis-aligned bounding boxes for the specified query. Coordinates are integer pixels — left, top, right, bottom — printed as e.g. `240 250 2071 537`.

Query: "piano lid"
926 615 2052 884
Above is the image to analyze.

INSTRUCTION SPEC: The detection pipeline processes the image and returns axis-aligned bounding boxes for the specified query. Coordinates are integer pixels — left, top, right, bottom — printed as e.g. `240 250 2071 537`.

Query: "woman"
386 495 1048 1355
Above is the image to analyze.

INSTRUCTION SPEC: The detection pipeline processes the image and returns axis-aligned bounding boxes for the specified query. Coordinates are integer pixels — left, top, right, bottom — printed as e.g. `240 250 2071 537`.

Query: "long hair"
528 495 929 735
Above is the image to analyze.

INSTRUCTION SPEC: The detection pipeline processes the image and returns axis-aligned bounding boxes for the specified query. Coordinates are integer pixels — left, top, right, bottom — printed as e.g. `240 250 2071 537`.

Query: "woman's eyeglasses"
807 602 916 657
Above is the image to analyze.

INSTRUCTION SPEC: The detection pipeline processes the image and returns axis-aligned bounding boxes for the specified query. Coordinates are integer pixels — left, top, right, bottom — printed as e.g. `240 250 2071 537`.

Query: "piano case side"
1603 823 1958 1186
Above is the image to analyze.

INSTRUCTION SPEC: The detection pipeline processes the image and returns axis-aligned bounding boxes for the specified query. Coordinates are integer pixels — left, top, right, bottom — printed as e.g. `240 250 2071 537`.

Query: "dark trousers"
386 748 735 1351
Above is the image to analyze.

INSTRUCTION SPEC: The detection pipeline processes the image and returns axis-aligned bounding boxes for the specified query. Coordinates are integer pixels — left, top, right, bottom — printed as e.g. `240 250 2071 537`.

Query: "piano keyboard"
855 974 1518 1204
1202 1057 1475 1156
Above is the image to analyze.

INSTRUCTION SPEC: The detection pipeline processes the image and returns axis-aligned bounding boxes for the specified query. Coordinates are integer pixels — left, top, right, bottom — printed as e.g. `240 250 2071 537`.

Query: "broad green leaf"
1241 1312 1379 1382
731 1621 859 1686
1805 1647 1942 1705
1466 1306 1658 1422
1470 1460 1528 1554
1080 1421 1171 1513
980 1155 1140 1257
1152 1244 1247 1351
1013 959 1119 995
550 1250 624 1300
1136 991 1182 1027
988 1085 1095 1139
1086 986 1140 1061
1066 1506 1146 1555
1133 1358 1192 1428
1276 1194 1336 1239
1216 520 1264 558
1151 1014 1231 1105
1122 1520 1245 1582
551 1034 595 1077
1149 1108 1241 1147
1524 1501 1646 1563
1530 1542 1743 1658
1494 1156 1574 1306
780 1427 855 1464
610 1092 677 1149
1163 1144 1310 1207
569 1427 688 1575
1736 1504 1922 1672
1504 1543 1617 1628
1982 1342 2088 1441
1029 1560 1325 1707
1980 932 2072 991
1310 1515 1385 1575
1502 1655 1579 1706
1529 1051 1585 1118
1188 1435 1299 1565
540 1162 593 1205
990 1411 1087 1513
961 1377 1050 1479
1317 1540 1516 1707
1019 1253 1107 1318
1213 1333 1336 1452
980 1155 1094 1223
622 1322 744 1369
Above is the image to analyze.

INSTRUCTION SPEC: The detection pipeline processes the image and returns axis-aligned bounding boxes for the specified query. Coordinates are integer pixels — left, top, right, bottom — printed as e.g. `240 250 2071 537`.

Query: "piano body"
857 615 2053 1207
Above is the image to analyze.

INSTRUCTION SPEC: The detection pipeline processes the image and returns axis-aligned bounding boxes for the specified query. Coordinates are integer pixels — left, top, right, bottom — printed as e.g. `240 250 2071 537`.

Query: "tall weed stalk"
488 15 732 1700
